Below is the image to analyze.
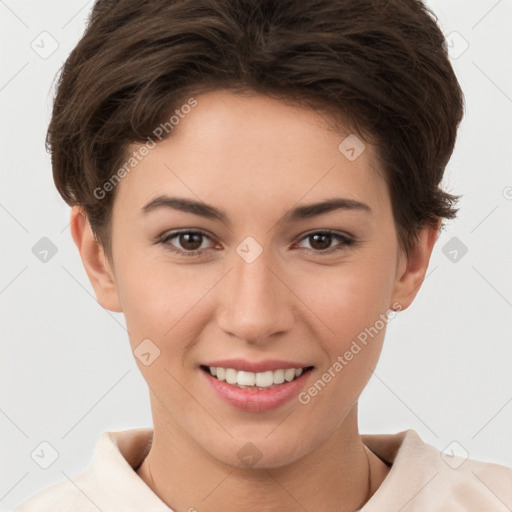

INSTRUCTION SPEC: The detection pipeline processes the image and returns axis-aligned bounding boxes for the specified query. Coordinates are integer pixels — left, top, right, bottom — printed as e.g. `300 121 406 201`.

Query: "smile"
201 365 314 389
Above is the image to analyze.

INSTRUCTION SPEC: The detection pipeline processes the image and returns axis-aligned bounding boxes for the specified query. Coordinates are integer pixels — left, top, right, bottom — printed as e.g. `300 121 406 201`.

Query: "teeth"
273 369 285 384
255 371 273 387
237 371 255 386
225 368 238 385
284 368 296 382
207 366 307 388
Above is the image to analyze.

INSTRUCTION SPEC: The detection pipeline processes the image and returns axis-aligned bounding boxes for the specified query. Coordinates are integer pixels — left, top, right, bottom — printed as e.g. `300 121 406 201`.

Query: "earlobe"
69 206 123 312
390 220 440 311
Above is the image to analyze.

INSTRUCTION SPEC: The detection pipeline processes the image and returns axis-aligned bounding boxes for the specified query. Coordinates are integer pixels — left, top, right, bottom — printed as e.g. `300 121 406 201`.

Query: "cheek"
115 257 207 351
293 255 395 345
294 264 391 419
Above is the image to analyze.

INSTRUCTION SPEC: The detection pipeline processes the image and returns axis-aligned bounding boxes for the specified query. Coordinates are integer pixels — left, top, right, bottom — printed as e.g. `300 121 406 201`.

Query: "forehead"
113 90 390 222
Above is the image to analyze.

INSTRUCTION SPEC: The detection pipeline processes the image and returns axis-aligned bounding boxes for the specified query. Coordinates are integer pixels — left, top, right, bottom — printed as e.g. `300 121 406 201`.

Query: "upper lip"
201 359 312 373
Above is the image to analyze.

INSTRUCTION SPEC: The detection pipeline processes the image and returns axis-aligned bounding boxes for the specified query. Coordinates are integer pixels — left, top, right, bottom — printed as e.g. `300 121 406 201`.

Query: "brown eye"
308 233 333 251
177 232 204 251
159 230 214 257
297 230 354 254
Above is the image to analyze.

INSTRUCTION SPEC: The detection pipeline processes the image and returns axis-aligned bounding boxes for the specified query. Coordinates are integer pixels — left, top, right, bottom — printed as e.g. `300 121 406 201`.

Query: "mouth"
200 365 315 390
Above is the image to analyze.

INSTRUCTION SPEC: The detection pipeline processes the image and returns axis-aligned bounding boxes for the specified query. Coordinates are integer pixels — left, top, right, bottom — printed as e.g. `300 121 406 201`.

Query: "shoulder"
12 428 168 512
437 452 512 510
362 429 512 511
12 431 113 512
12 478 95 512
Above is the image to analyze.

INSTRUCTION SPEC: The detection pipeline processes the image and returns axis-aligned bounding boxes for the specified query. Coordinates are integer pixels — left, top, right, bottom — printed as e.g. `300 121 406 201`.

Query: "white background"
1 1 511 510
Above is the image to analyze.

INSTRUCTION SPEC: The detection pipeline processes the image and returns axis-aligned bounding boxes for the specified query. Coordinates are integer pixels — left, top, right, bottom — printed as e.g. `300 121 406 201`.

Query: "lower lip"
200 368 313 413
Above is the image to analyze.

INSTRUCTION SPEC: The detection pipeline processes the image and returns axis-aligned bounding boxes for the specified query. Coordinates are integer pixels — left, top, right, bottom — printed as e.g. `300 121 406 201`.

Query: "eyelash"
157 229 355 258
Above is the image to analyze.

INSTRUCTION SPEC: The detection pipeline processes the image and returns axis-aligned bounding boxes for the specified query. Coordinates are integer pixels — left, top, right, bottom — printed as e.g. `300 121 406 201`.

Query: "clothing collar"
89 427 423 511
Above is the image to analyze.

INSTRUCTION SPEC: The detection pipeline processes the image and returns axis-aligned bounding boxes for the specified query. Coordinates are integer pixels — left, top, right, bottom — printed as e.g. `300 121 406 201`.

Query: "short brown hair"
47 0 465 262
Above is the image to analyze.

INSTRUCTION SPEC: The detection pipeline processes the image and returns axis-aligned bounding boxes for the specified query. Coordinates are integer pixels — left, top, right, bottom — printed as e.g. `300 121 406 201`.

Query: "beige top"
13 428 512 511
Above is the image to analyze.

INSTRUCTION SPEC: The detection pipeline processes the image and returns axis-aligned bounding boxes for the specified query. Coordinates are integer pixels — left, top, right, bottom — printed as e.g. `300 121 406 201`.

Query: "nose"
216 246 295 345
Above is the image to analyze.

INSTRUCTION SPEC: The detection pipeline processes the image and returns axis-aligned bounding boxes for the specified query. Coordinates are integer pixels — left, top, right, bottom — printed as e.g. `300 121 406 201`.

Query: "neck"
137 398 389 512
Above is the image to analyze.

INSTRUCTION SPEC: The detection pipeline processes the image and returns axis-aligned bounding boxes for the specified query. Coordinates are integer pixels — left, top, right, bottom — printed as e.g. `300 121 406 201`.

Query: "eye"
295 230 354 254
159 230 215 257
157 229 355 258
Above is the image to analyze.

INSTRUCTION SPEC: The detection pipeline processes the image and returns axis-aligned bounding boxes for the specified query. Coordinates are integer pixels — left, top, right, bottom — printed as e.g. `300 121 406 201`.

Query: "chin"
203 431 314 470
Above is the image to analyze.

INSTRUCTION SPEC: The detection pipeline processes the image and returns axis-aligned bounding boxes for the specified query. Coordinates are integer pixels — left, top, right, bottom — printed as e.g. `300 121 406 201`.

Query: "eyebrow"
141 195 371 226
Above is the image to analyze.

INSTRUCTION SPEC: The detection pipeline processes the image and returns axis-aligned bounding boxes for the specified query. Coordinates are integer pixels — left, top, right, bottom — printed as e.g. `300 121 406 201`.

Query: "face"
75 90 433 468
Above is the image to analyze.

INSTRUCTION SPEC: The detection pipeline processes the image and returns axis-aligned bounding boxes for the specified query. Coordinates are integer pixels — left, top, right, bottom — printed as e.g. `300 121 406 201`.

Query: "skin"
70 90 439 512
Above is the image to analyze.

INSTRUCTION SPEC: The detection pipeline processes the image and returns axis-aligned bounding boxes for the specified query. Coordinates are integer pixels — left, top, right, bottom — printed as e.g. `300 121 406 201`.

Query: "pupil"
311 233 331 250
181 233 202 250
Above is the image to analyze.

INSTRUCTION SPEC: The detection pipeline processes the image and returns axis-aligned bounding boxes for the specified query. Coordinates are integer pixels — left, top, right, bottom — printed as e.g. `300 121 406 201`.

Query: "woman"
14 0 511 510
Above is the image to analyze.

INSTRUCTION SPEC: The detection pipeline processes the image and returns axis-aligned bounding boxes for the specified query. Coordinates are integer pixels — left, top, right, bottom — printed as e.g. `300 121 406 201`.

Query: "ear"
390 219 440 311
69 206 123 312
